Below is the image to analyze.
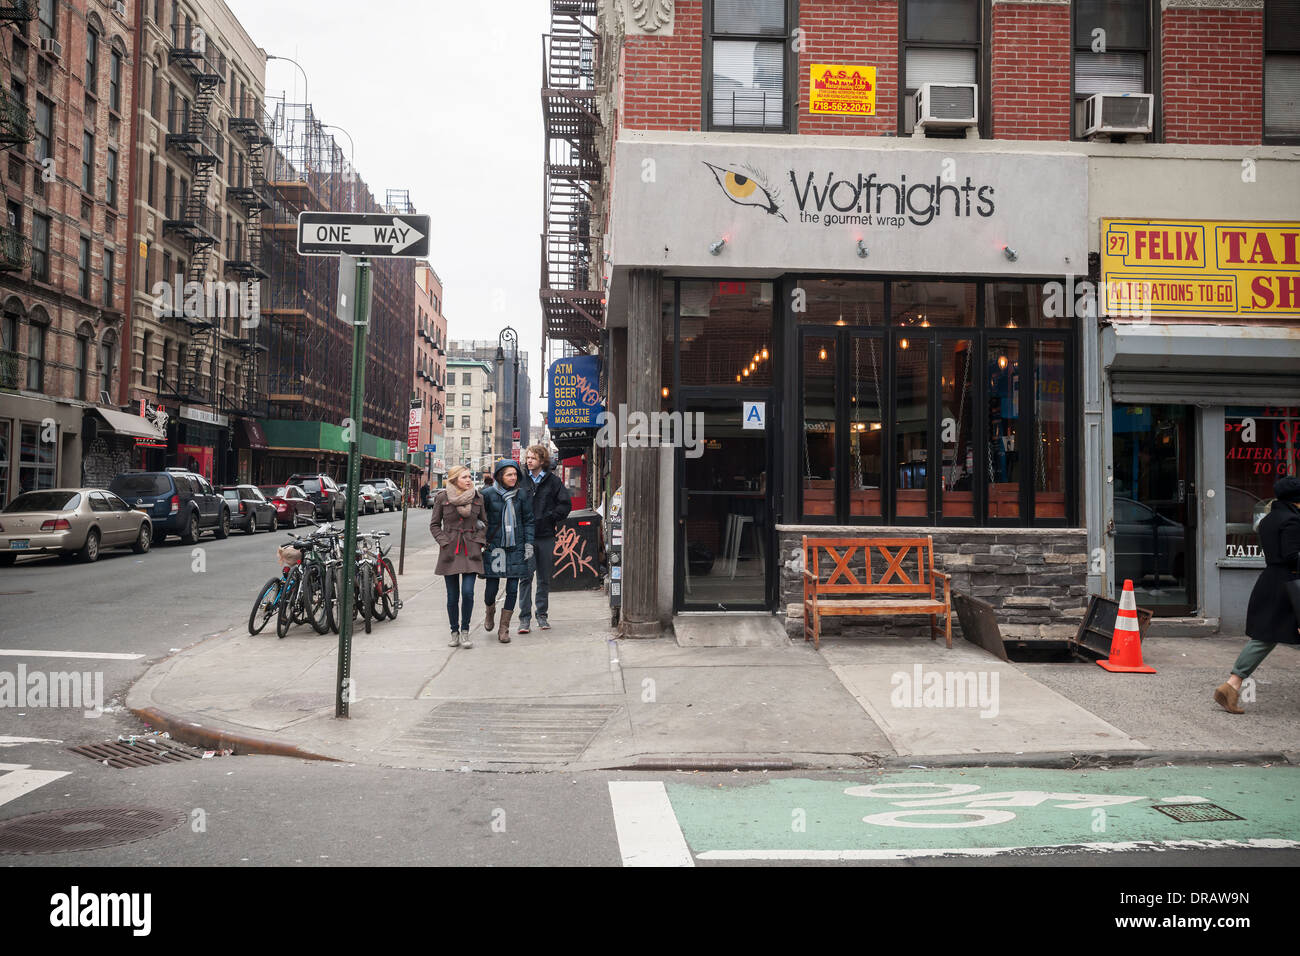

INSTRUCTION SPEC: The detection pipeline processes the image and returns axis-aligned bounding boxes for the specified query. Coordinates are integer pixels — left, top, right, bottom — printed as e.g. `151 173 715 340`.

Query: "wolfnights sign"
549 356 603 429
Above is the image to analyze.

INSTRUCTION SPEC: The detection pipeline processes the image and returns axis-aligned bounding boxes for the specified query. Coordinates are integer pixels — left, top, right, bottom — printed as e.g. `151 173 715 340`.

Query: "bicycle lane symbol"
844 783 1151 829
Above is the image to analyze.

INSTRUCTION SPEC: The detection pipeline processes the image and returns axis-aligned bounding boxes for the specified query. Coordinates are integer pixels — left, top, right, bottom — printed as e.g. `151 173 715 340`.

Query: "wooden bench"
802 535 952 649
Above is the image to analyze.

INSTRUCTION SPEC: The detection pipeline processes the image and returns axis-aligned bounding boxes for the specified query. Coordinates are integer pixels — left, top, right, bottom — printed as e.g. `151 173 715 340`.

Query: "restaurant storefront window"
19 420 56 494
1224 405 1300 558
794 277 1077 526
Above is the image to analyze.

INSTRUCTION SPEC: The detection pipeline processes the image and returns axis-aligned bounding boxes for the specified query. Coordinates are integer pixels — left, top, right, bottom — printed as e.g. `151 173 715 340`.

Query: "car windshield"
221 490 240 500
4 491 81 513
109 474 171 496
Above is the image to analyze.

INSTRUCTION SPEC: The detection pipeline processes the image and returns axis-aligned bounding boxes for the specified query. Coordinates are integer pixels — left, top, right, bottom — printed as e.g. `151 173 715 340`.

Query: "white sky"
224 0 550 391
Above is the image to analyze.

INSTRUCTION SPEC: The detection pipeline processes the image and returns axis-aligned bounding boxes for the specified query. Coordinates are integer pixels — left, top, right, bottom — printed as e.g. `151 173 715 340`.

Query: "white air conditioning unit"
38 37 63 59
114 0 127 18
1083 92 1153 137
913 83 978 132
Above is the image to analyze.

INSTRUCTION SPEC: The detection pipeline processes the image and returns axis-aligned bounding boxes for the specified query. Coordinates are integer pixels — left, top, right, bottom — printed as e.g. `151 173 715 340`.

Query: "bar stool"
729 515 762 578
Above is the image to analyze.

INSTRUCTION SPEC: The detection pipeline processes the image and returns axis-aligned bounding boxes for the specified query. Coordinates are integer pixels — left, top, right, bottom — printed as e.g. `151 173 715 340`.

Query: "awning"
91 407 166 441
241 419 267 450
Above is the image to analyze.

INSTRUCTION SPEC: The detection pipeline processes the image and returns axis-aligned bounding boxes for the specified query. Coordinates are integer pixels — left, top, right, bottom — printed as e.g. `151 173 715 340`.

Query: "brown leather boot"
483 603 495 632
498 608 513 643
1214 682 1244 714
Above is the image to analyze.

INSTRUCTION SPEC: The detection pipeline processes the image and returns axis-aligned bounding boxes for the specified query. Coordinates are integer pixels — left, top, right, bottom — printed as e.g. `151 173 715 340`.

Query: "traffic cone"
1098 579 1157 673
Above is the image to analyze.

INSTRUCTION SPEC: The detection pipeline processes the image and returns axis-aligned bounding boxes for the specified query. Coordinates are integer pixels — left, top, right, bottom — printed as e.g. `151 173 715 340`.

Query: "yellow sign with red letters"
809 64 876 116
1101 219 1300 317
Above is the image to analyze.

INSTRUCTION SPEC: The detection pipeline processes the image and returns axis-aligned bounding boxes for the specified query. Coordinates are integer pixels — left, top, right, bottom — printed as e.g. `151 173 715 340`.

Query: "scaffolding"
540 0 604 356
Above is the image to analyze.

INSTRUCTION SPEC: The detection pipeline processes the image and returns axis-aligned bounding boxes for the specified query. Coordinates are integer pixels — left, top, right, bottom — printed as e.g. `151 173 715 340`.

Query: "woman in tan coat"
430 465 487 648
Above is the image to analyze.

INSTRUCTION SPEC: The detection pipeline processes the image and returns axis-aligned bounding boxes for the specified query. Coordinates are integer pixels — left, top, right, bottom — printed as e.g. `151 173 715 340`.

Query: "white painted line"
0 736 63 747
0 764 70 811
0 648 144 660
697 838 1300 861
608 781 695 867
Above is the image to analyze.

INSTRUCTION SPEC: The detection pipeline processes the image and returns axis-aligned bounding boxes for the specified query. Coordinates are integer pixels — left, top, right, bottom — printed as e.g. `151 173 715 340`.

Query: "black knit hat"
1275 476 1300 502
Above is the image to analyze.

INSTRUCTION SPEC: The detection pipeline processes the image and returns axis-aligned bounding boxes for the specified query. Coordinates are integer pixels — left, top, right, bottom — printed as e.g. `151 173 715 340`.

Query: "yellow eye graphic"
703 162 787 222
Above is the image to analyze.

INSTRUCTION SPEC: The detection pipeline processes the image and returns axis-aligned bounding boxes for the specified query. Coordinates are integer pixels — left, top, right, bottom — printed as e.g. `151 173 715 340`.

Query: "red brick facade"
991 1 1072 141
1161 8 1263 145
797 0 898 135
622 2 703 130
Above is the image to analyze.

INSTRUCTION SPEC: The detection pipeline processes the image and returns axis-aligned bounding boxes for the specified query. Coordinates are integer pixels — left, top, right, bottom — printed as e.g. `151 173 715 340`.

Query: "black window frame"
103 247 115 308
26 316 46 391
109 45 123 113
1071 0 1161 141
74 334 89 401
31 213 50 282
99 335 114 399
33 95 52 163
85 25 100 97
37 0 55 41
899 0 990 139
1264 0 1300 144
81 130 94 195
78 236 91 298
703 0 799 133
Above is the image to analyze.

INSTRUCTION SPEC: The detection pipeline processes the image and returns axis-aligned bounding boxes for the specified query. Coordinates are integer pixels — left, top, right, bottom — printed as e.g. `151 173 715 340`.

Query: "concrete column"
608 326 627 493
622 268 662 638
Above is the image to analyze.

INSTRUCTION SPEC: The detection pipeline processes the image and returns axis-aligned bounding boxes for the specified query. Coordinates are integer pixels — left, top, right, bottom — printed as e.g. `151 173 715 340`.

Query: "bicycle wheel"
358 563 374 634
304 563 330 635
326 566 342 634
276 572 299 639
377 557 399 621
249 578 282 635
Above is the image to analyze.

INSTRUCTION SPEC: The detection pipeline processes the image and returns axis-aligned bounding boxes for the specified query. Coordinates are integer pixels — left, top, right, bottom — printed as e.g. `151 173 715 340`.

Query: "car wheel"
0 553 16 567
131 523 152 554
270 515 279 533
215 510 230 540
180 512 199 544
78 528 101 563
290 511 299 529
245 513 258 535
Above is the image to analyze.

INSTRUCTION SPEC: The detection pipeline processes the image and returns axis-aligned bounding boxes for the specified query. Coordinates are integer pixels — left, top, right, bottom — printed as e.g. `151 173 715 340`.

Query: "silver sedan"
0 488 153 565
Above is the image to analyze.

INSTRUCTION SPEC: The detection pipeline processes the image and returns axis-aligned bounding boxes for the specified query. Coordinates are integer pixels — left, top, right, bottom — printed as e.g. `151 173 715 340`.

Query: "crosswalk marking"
0 736 63 747
608 781 695 867
0 763 70 811
0 649 144 660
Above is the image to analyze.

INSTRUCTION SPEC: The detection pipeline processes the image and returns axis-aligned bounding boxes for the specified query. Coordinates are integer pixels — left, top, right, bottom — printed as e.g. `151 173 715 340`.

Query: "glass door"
1112 404 1197 615
677 399 771 611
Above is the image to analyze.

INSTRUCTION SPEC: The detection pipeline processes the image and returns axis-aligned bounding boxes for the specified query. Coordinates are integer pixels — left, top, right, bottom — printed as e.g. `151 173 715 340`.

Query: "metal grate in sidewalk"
385 700 621 761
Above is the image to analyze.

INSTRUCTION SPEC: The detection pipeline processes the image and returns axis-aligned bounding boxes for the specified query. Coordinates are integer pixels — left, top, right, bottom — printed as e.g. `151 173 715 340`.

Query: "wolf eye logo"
703 162 787 222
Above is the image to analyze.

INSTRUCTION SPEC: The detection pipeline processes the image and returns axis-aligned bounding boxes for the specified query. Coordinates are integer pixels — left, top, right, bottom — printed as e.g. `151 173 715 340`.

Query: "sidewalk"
126 544 1300 770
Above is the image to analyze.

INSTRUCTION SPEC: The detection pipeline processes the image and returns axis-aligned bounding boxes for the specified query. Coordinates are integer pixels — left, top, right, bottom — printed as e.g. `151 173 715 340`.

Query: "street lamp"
320 123 356 211
496 326 520 462
266 54 308 108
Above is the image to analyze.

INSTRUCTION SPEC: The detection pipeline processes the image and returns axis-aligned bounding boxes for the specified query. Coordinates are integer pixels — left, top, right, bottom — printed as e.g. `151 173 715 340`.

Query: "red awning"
241 419 268 450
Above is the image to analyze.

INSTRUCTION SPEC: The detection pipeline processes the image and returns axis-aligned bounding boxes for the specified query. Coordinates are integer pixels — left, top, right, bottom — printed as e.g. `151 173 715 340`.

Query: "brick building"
574 0 1300 637
413 259 447 491
0 0 136 504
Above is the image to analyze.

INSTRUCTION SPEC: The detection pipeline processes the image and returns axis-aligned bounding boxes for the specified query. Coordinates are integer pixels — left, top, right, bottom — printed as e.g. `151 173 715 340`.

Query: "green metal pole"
336 257 371 719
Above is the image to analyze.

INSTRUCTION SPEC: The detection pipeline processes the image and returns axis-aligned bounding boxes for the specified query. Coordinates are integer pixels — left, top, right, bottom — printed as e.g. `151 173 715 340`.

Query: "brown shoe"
1214 682 1244 714
483 603 495 632
498 608 513 643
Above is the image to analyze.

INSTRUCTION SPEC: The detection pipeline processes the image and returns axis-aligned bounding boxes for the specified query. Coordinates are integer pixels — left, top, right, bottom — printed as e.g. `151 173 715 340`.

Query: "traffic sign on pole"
298 212 431 258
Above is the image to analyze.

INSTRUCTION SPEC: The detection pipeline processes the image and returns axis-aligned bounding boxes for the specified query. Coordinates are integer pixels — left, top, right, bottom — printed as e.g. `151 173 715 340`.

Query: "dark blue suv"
108 469 232 544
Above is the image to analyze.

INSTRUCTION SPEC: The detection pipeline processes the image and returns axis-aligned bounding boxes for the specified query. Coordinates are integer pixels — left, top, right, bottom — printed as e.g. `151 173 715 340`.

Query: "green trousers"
1231 640 1275 679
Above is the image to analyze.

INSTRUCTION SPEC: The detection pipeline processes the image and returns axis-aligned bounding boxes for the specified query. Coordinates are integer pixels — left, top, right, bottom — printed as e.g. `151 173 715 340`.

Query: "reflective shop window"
801 334 836 519
18 420 56 494
677 281 775 388
938 337 975 519
1224 406 1300 559
793 278 883 326
848 335 885 518
986 337 1021 518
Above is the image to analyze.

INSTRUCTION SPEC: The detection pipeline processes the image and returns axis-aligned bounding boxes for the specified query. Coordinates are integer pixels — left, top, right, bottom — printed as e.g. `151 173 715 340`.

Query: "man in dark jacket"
1214 475 1300 713
517 444 571 633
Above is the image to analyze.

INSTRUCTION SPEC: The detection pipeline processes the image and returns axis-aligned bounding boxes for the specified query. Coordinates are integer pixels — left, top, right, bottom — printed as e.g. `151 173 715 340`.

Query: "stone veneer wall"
777 526 1089 641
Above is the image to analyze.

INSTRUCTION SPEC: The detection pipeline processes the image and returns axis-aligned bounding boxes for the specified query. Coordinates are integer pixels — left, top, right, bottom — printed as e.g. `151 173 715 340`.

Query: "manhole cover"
0 806 184 855
386 700 621 761
69 740 201 768
1152 803 1244 823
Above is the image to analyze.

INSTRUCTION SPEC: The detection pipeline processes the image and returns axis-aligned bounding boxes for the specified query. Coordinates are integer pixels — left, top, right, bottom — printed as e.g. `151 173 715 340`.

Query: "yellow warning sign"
809 64 876 116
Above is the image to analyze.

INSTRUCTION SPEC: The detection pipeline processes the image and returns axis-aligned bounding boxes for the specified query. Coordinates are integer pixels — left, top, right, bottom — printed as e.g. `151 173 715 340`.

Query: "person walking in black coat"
517 444 571 634
481 458 535 643
1215 475 1300 714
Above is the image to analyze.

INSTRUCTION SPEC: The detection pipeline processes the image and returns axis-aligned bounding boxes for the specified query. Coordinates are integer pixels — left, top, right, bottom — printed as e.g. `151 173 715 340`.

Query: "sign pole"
336 256 371 719
399 453 411 576
400 396 421 575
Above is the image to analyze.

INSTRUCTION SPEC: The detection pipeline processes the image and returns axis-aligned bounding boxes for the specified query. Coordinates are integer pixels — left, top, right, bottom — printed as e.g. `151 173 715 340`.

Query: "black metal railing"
0 86 32 146
0 0 36 22
161 195 219 243
0 225 30 271
165 109 220 162
0 347 20 389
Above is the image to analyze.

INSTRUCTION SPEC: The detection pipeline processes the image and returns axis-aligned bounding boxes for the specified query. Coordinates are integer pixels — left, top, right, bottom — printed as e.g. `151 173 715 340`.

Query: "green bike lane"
608 767 1300 864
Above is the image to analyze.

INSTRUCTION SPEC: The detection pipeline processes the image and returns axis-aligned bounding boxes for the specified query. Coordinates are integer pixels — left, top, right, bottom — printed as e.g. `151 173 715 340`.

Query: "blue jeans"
444 573 476 631
483 576 519 612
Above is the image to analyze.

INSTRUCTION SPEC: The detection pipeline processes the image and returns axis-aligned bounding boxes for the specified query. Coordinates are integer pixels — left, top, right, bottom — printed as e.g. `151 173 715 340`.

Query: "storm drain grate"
387 700 622 761
1152 803 1244 823
69 739 202 769
0 806 185 855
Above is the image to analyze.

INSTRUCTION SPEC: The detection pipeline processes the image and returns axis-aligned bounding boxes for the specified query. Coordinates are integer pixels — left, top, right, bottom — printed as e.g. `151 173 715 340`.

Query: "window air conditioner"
114 0 127 17
39 37 63 59
1083 93 1153 137
913 83 978 132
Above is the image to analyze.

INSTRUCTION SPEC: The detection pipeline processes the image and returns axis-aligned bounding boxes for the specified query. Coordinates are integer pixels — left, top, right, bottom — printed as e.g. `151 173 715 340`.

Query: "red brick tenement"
796 0 899 135
621 1 703 130
1161 6 1263 144
991 0 1072 140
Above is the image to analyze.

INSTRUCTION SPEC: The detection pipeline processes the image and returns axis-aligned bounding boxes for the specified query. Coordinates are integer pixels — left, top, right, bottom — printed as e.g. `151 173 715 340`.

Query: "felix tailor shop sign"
610 139 1087 276
549 356 603 429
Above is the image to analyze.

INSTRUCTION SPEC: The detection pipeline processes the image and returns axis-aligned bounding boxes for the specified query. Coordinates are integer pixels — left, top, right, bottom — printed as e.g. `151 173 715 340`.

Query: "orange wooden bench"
802 535 952 649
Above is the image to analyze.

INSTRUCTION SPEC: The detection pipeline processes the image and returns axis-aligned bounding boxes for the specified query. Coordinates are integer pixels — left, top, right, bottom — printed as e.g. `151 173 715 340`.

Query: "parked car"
259 485 317 528
285 473 343 520
0 488 153 564
108 469 231 544
367 478 400 511
221 485 278 534
359 484 383 514
338 484 379 515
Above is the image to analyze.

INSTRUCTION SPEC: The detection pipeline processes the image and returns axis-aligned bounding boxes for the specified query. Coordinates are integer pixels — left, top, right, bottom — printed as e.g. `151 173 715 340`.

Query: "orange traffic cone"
1098 579 1157 673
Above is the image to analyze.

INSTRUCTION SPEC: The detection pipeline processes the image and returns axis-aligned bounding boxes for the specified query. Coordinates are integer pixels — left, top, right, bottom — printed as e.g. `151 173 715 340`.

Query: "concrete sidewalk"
126 543 1300 770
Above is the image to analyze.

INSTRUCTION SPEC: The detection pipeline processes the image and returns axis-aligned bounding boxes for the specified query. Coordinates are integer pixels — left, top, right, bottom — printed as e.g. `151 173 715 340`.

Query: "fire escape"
161 29 221 405
540 0 603 354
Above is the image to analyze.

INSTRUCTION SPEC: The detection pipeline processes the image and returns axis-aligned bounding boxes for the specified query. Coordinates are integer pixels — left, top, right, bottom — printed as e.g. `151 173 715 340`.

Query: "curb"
881 750 1296 770
128 703 338 762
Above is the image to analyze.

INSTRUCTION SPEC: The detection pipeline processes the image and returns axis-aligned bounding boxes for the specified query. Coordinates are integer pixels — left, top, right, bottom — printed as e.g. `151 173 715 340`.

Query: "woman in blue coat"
481 458 535 643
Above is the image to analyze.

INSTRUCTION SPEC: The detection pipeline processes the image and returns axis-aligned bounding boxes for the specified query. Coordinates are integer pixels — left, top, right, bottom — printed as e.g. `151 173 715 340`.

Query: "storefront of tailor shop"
605 134 1093 634
1094 218 1300 633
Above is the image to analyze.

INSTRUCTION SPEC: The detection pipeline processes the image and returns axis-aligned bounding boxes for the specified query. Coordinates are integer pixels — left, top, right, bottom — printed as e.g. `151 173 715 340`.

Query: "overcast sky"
225 0 550 398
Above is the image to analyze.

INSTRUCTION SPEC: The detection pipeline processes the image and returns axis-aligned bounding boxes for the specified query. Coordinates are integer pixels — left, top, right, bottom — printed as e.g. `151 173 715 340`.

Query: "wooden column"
621 268 662 637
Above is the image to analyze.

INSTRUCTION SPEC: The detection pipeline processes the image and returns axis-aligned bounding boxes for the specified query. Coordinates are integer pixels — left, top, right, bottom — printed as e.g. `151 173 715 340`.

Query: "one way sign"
297 212 431 258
